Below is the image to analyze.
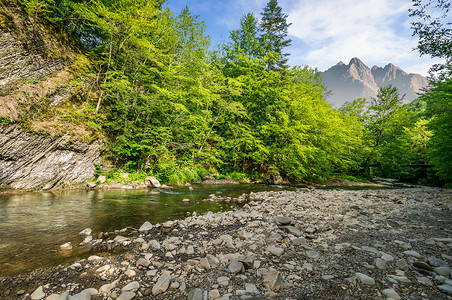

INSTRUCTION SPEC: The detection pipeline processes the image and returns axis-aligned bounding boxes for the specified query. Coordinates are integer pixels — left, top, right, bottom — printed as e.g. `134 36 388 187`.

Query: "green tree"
409 0 451 77
259 0 292 71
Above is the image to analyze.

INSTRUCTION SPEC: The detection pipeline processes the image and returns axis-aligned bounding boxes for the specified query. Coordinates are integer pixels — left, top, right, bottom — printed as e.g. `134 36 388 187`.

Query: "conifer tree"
259 0 292 71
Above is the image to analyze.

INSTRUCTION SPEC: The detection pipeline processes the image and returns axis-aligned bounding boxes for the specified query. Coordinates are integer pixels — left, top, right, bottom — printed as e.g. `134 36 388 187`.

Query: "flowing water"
0 184 294 277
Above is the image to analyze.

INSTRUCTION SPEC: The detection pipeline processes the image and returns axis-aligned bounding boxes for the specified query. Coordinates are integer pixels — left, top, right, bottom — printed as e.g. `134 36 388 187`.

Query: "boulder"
144 177 161 188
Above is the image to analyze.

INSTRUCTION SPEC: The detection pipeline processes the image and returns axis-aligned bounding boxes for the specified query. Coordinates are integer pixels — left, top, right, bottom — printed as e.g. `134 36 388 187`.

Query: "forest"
5 0 452 186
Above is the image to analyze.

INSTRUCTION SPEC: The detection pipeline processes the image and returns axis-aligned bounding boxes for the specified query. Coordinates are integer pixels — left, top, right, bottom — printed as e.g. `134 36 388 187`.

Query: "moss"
0 10 14 30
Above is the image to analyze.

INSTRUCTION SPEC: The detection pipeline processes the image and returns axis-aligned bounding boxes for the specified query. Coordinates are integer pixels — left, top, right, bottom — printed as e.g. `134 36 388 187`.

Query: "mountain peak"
319 58 429 107
349 57 364 66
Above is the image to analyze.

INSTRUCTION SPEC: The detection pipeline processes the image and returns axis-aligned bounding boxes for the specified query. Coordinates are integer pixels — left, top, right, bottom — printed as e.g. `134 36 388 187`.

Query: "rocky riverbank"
1 186 451 299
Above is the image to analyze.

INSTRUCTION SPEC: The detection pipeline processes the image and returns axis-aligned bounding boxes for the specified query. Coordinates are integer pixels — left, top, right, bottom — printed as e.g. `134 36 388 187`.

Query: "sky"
166 0 444 76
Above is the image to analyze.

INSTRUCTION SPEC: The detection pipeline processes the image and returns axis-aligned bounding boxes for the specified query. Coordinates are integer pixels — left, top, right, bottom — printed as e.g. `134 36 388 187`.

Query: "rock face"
320 57 429 107
0 124 102 189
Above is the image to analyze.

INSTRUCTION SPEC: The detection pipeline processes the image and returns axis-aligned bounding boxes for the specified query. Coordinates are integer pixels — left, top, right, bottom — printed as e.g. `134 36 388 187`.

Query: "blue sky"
166 0 443 76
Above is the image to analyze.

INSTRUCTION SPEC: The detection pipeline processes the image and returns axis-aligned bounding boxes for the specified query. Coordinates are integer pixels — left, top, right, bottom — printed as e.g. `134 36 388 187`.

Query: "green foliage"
0 116 11 124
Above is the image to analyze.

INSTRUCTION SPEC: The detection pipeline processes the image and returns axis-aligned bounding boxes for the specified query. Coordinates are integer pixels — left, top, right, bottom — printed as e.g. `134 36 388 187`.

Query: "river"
0 184 295 276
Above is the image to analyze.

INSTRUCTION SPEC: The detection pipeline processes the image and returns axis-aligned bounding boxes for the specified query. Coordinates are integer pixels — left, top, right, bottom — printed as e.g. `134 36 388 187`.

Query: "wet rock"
138 221 153 232
79 228 92 236
152 274 171 295
60 242 73 251
355 272 375 285
31 286 45 300
263 269 287 290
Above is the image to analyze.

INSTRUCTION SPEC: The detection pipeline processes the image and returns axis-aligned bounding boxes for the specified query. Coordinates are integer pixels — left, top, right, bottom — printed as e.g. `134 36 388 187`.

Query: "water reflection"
0 184 292 276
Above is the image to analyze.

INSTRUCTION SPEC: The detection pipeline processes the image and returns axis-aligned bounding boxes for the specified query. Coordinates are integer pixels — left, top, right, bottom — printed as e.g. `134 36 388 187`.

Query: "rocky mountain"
320 57 429 107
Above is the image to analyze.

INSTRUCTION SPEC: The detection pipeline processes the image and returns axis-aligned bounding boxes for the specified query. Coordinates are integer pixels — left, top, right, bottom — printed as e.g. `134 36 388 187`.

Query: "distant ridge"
319 57 429 107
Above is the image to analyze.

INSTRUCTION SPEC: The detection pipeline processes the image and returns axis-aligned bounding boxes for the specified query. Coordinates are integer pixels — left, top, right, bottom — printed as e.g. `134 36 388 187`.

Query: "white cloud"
286 0 435 75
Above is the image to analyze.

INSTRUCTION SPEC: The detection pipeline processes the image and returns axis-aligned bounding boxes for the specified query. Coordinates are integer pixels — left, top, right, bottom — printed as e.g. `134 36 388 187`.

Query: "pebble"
274 216 292 225
217 276 230 287
438 284 452 295
403 250 421 258
382 288 401 300
374 258 388 270
138 221 153 232
152 274 172 295
434 266 451 276
355 272 375 285
31 286 45 300
229 259 244 274
188 288 203 300
267 246 284 257
263 269 287 290
122 281 140 291
68 291 90 300
306 250 320 259
116 291 135 300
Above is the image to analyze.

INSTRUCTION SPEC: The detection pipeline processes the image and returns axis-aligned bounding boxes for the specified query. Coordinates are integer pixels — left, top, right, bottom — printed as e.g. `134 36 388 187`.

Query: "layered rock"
0 124 102 189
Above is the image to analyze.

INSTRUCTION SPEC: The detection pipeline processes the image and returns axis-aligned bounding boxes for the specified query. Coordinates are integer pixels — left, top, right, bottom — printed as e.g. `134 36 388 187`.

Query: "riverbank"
1 186 451 299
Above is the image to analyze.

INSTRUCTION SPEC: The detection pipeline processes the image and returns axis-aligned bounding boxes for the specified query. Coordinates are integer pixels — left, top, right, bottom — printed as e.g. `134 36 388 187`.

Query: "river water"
0 184 294 277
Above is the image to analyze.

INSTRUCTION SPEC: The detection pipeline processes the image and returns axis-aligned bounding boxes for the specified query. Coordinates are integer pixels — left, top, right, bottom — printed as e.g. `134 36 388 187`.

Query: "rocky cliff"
0 2 103 190
0 124 102 190
320 58 430 107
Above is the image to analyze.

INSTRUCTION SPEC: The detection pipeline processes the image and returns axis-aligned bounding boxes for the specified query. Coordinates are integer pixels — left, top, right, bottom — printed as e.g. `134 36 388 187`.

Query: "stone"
97 175 106 183
139 221 153 232
206 254 220 267
285 226 303 237
417 276 434 286
82 288 98 296
217 276 230 287
245 283 259 294
200 258 211 270
438 284 452 295
228 259 244 274
186 245 195 255
125 269 136 277
152 274 172 295
149 240 161 250
68 292 90 300
306 250 320 259
434 266 451 276
117 292 136 300
188 288 203 300
292 237 309 247
122 281 140 291
79 228 92 236
428 257 449 268
355 272 375 285
99 281 118 293
380 252 394 262
374 258 388 270
382 288 401 300
88 255 104 262
46 294 60 300
114 235 129 243
403 250 421 258
267 245 284 257
263 269 287 290
144 176 161 188
274 216 292 225
183 198 190 202
413 261 433 271
87 182 96 189
395 259 408 270
60 242 72 251
31 286 45 300
136 258 150 267
305 227 316 234
208 289 220 299
60 291 70 300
